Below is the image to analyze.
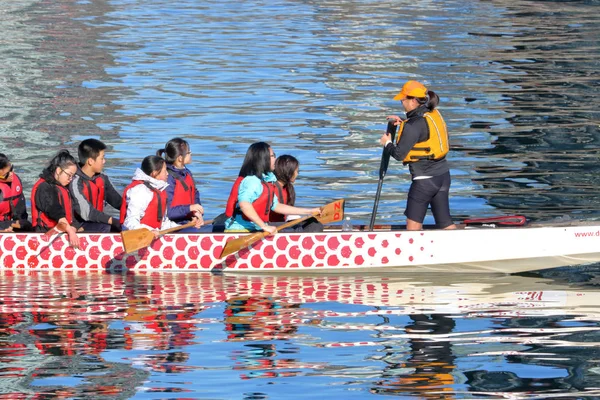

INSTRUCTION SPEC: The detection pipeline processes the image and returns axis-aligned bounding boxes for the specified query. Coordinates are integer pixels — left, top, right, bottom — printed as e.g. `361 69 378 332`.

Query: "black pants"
404 171 454 228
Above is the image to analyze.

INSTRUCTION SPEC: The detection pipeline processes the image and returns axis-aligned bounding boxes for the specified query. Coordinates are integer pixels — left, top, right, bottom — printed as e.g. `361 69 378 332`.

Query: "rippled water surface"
1 0 600 398
1 270 600 399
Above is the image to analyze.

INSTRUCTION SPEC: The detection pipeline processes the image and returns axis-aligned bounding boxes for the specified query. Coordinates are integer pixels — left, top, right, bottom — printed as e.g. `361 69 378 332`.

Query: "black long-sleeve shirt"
33 170 81 232
385 105 449 178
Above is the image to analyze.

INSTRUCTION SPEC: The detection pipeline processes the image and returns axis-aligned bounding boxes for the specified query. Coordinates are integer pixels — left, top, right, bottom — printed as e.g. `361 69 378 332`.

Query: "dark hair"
0 153 9 170
156 138 190 164
238 142 272 179
274 155 299 206
141 155 166 177
78 138 107 166
43 150 77 177
411 90 440 111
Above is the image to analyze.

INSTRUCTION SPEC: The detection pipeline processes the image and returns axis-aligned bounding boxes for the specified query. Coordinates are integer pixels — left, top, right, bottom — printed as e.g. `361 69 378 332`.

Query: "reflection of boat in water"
2 270 600 397
1 270 599 320
1 219 600 273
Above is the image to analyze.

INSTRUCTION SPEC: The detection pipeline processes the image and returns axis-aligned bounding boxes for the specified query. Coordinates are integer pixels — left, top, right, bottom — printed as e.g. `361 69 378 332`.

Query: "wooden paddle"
369 120 398 231
121 219 213 254
219 199 345 259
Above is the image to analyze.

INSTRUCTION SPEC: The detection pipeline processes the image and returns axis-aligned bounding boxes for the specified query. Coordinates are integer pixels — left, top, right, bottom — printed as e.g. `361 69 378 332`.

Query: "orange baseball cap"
393 80 428 101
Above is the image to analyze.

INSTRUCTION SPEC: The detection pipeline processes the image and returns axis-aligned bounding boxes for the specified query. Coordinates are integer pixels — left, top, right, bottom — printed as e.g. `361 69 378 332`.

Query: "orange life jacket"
120 180 166 229
0 173 23 222
31 178 74 229
81 175 106 212
167 169 196 207
269 182 288 223
225 176 276 223
395 109 449 163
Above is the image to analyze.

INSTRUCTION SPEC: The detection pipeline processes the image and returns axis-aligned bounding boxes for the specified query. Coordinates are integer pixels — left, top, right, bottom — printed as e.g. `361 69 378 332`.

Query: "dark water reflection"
1 0 599 223
1 270 600 398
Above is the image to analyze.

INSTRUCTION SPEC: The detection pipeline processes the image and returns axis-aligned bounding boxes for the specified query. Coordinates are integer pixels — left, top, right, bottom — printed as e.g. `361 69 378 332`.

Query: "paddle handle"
269 213 316 235
158 219 214 236
369 120 398 231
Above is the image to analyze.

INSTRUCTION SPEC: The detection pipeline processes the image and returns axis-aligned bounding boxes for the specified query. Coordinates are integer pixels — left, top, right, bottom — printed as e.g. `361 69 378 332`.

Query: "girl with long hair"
156 138 204 232
223 142 321 233
30 150 80 247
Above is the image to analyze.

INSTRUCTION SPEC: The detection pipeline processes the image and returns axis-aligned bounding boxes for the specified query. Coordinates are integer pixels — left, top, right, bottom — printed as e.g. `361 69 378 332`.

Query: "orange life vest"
225 176 276 223
167 169 196 207
395 109 449 163
269 182 288 222
81 175 106 212
31 178 74 229
120 181 166 229
0 174 23 222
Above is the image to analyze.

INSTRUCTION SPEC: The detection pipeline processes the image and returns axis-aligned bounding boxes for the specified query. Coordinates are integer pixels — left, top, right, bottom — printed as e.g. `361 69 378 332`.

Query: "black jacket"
385 105 449 178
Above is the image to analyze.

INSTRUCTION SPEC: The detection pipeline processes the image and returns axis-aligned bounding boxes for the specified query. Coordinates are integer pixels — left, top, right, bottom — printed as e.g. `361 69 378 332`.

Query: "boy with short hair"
70 138 122 232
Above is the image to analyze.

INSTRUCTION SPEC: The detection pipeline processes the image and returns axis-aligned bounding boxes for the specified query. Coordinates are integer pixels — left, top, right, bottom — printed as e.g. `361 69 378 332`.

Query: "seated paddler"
0 153 31 232
223 141 321 234
31 150 81 248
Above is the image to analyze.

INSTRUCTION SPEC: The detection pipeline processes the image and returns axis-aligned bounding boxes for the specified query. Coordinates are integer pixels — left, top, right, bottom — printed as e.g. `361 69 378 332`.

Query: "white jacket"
122 168 180 231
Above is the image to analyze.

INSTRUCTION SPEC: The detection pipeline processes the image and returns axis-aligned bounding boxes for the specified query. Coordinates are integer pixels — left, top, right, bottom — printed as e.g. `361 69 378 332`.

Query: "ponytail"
42 150 77 177
425 90 440 110
160 138 190 164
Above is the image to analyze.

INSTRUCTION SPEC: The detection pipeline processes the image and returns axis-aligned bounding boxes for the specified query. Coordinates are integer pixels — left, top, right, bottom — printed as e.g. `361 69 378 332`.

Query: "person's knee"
406 218 422 231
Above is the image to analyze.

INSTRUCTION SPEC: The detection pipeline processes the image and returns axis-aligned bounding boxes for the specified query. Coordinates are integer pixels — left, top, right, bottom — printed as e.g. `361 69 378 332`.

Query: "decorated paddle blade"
316 199 344 224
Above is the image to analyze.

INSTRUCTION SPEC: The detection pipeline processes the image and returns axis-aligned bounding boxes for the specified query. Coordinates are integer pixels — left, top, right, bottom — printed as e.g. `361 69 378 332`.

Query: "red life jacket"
120 180 166 229
225 176 275 222
0 173 23 222
31 178 74 229
81 175 106 212
167 169 196 207
269 182 288 223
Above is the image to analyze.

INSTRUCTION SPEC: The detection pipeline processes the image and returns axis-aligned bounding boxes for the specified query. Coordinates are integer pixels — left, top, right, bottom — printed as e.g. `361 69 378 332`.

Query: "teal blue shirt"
224 172 279 232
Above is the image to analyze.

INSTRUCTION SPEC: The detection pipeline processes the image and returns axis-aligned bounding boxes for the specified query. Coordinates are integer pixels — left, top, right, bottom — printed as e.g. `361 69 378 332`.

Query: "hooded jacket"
121 168 179 231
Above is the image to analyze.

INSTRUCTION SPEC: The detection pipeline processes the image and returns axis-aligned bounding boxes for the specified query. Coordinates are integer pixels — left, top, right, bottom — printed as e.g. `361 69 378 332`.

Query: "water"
2 270 600 398
1 0 600 397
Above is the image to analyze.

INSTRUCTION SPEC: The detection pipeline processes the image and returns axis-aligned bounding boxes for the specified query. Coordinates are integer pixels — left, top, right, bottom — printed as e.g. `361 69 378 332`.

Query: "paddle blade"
219 231 267 259
121 228 156 254
316 199 345 224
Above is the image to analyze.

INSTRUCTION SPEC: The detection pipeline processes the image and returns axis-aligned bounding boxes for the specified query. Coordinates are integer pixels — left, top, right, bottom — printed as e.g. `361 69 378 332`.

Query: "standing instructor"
379 80 456 231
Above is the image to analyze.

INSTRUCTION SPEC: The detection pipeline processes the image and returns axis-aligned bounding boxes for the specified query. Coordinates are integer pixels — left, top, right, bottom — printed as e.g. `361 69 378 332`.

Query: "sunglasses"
0 165 13 180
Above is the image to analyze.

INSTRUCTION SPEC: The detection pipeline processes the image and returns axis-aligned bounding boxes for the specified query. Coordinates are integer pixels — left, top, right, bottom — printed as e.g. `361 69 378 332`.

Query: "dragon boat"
1 218 599 274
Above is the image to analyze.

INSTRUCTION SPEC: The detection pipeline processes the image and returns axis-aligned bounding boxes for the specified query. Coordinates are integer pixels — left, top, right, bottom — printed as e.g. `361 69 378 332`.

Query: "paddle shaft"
122 218 214 254
158 219 213 236
369 120 398 231
222 213 317 257
218 199 345 259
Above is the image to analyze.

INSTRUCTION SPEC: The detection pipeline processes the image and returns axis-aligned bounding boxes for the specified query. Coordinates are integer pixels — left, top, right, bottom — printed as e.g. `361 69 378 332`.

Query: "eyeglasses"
60 168 75 180
270 152 276 159
0 165 13 180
